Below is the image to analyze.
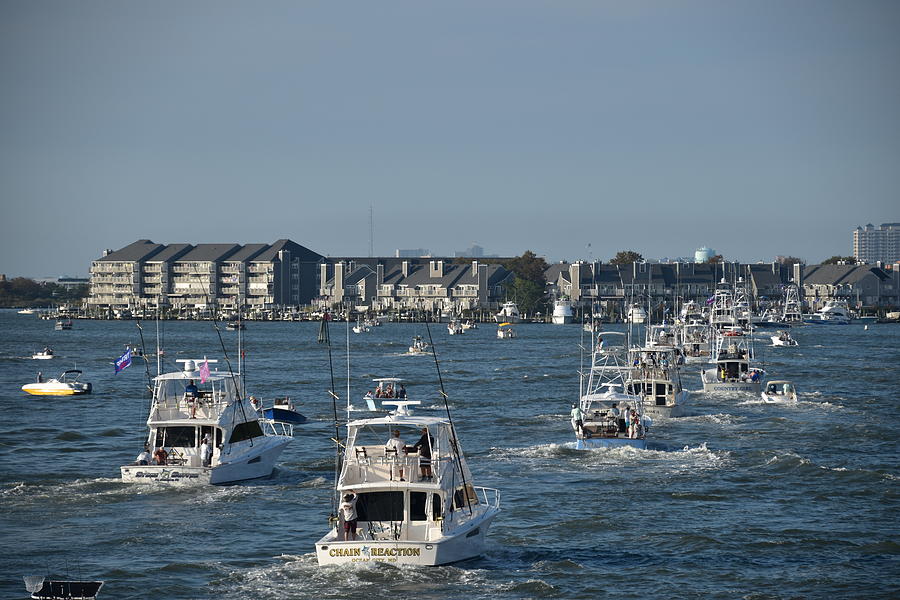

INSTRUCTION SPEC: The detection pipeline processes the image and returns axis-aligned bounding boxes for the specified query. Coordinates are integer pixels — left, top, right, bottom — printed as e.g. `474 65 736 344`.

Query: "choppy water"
1 310 898 599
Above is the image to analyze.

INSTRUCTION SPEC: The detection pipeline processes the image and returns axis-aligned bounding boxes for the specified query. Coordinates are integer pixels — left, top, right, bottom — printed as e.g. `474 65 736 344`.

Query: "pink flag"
199 359 210 384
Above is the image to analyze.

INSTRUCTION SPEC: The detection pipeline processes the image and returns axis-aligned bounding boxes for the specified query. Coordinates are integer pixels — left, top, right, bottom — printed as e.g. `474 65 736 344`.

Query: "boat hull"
641 390 689 418
21 383 91 396
315 511 497 566
120 437 290 485
702 379 761 393
576 436 646 450
263 407 307 424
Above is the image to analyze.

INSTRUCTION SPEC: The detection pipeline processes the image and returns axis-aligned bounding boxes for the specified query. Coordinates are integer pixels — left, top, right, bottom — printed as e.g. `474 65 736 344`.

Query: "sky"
1 0 898 277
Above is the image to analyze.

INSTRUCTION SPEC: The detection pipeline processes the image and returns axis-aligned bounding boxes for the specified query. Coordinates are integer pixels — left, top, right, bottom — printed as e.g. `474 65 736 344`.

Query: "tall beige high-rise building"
853 223 900 264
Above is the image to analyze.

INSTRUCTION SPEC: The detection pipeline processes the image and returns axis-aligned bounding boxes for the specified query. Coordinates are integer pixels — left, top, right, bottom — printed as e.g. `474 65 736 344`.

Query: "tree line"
0 278 88 308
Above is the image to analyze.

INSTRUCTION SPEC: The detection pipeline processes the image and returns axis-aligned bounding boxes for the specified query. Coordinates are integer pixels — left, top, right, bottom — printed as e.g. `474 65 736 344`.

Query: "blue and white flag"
115 348 132 374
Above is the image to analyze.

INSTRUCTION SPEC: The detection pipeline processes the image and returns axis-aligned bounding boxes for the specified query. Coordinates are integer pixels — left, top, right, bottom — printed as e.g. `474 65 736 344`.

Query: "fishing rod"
194 274 253 450
423 318 473 515
318 309 343 511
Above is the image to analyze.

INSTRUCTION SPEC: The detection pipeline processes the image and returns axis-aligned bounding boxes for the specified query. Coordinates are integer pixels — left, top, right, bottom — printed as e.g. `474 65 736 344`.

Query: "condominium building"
853 223 900 264
88 239 323 313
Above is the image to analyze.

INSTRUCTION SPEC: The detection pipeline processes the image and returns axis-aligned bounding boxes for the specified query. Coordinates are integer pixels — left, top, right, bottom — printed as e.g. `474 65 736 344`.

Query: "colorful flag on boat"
115 348 132 374
199 359 210 384
705 296 715 305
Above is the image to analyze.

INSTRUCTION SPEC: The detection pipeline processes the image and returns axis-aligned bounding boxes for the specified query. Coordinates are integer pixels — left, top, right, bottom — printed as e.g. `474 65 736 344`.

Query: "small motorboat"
22 370 92 396
54 320 73 331
408 335 430 354
761 380 798 402
352 318 370 334
225 321 245 331
447 320 464 335
32 347 55 360
497 323 517 339
771 330 798 347
18 308 36 315
263 397 308 425
24 576 104 599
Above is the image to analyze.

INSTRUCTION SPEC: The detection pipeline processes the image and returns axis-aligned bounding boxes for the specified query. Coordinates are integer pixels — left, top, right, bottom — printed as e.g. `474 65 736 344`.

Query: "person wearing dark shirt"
411 427 434 480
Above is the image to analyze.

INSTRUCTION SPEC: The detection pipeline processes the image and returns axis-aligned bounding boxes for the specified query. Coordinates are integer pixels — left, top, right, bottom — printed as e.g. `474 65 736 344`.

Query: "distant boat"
32 347 55 360
24 576 104 599
761 380 798 403
497 323 517 339
494 301 521 323
551 299 574 325
18 308 36 315
263 397 308 425
408 335 430 354
54 320 73 331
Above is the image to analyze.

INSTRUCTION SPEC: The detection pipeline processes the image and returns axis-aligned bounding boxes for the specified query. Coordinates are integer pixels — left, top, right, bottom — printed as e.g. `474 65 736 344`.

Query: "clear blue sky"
2 1 898 277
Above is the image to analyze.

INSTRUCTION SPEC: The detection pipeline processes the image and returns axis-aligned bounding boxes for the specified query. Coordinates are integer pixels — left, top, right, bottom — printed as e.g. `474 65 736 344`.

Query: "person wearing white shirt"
340 491 359 540
385 429 407 481
200 435 212 467
134 446 151 465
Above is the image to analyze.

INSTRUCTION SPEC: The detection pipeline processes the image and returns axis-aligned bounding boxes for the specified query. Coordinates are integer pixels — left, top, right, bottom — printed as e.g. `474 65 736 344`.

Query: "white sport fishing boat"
120 359 292 485
494 301 521 323
625 304 647 324
771 330 798 347
626 343 689 418
806 300 851 324
700 330 763 393
551 299 574 325
315 400 500 566
761 380 798 402
574 332 650 449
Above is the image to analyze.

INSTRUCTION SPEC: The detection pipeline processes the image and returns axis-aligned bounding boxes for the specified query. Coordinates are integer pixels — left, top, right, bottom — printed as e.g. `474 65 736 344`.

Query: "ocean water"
0 310 898 599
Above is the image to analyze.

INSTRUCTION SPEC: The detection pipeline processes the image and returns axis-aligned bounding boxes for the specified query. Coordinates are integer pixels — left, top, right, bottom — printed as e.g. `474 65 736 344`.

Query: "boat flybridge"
316 400 500 566
626 343 689 418
120 359 292 485
574 332 650 449
700 330 764 393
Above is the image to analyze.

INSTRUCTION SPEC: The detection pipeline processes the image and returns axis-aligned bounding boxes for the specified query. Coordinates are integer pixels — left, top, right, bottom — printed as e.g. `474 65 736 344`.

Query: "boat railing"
342 446 451 486
474 486 500 509
152 394 230 421
262 419 294 437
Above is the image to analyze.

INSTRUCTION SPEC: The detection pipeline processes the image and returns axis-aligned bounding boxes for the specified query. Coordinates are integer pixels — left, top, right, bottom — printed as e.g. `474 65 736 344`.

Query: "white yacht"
761 380 798 403
120 359 292 485
551 299 574 325
22 369 92 396
315 401 500 566
574 332 649 449
771 330 798 347
625 304 647 324
700 330 763 393
494 301 521 324
806 300 851 324
626 343 689 418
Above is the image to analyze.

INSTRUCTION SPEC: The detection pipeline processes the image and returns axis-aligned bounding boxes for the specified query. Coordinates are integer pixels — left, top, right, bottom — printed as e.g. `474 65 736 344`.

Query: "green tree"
503 250 549 284
504 276 546 316
609 250 643 265
822 255 858 265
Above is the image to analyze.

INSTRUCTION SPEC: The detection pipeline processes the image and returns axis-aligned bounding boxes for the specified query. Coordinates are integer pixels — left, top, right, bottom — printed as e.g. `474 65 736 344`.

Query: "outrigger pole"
424 319 474 515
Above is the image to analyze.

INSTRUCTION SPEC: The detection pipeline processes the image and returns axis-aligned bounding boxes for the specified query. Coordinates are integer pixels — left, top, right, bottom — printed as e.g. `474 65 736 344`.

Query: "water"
1 311 898 599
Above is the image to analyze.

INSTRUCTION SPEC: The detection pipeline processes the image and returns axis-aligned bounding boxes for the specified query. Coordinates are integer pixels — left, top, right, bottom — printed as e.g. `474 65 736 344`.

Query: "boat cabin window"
433 494 442 520
356 491 404 522
156 426 196 448
410 492 427 521
229 420 264 443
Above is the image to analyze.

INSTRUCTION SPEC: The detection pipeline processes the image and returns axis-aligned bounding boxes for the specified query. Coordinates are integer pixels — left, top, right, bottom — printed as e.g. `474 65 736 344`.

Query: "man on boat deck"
570 404 583 434
153 447 168 465
340 491 359 540
411 427 434 479
185 379 199 399
385 429 407 481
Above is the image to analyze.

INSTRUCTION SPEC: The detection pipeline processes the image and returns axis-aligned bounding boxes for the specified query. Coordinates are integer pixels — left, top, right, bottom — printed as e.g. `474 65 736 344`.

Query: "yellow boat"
22 370 92 396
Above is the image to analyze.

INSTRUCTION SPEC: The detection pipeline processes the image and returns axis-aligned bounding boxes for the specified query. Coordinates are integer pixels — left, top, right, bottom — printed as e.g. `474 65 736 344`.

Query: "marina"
0 312 898 598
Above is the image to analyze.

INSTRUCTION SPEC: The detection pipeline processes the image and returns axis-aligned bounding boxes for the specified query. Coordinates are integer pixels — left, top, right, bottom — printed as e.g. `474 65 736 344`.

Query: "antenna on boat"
424 319 474 514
